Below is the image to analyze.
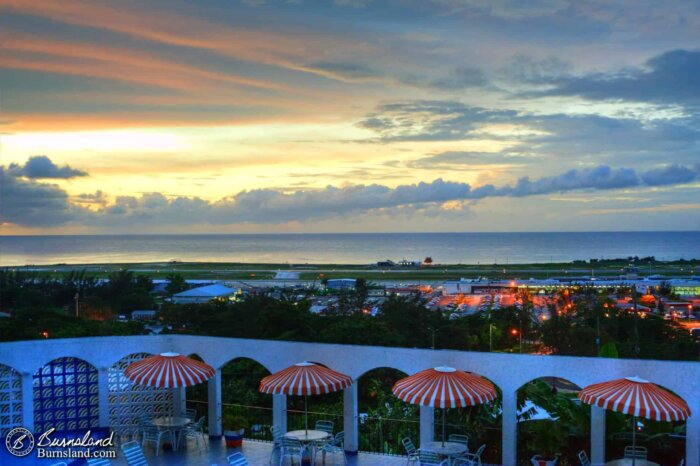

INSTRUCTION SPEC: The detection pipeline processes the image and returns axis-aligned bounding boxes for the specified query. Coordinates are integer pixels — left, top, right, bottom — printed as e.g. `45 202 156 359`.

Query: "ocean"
0 232 698 266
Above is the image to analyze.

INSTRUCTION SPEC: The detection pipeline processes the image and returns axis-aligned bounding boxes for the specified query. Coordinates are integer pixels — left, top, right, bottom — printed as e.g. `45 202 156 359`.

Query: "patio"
119 437 407 466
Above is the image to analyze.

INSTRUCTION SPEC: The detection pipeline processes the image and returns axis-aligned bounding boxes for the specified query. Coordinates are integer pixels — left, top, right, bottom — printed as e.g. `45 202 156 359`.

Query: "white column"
590 406 606 466
419 406 434 447
97 367 110 427
687 412 700 466
207 369 222 437
502 389 518 466
343 381 358 454
273 394 287 432
173 387 187 417
21 372 34 431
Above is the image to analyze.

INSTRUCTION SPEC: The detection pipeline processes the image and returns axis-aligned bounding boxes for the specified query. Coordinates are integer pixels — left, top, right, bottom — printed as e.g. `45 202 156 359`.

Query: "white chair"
184 408 198 422
140 421 174 456
449 433 469 448
315 419 334 435
321 431 347 465
402 437 419 465
121 440 149 466
417 450 449 466
228 452 250 466
577 450 591 466
269 425 284 465
279 436 305 466
624 445 647 460
531 455 558 466
87 459 113 466
460 444 485 466
181 416 207 451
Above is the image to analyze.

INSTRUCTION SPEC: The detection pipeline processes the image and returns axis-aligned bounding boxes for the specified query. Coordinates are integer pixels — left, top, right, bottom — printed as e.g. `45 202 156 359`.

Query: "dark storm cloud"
7 155 87 179
534 49 700 106
3 157 698 228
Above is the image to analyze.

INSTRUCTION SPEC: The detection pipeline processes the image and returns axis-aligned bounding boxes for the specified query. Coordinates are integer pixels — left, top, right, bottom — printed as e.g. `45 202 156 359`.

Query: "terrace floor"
3 437 409 466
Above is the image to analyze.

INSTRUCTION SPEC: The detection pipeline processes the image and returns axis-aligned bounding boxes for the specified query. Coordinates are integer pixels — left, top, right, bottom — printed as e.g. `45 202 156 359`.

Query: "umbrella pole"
632 415 636 466
442 408 446 447
305 395 309 435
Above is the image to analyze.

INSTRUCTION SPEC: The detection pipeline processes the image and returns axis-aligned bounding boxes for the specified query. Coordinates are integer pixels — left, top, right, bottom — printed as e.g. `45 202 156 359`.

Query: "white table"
152 416 192 450
605 460 660 466
423 441 468 464
285 430 331 464
285 429 330 442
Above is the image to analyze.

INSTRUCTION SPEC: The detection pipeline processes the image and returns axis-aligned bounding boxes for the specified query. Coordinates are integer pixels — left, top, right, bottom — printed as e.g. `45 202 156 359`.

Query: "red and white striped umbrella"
393 367 497 446
259 362 352 395
578 376 691 422
578 376 691 466
125 352 215 388
259 362 351 433
392 366 497 408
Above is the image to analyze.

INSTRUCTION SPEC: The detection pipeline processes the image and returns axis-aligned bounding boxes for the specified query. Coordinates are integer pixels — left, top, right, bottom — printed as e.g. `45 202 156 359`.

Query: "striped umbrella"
260 362 351 433
124 352 215 388
393 366 497 446
578 376 691 465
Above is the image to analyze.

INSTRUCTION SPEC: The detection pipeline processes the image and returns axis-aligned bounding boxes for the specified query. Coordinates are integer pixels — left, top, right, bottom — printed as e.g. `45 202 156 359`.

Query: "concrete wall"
0 335 698 465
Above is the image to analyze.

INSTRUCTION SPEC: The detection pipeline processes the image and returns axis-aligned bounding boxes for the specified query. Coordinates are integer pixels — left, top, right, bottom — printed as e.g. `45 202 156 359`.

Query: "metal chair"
460 444 485 466
315 420 334 435
624 445 647 460
86 459 113 466
269 425 284 465
228 452 250 466
417 450 449 466
577 450 591 466
279 436 305 466
121 440 149 466
449 433 469 448
140 421 174 456
321 431 347 465
184 408 198 422
402 437 419 465
181 416 207 451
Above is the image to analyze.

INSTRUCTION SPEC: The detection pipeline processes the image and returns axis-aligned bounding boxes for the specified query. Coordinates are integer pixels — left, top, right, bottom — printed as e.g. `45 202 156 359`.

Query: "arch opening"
0 363 22 437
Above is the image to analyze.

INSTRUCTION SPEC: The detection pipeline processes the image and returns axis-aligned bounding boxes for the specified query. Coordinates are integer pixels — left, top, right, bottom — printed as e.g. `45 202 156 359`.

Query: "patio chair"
577 450 591 466
181 416 207 451
320 431 347 466
86 458 113 466
279 436 305 466
448 433 469 448
623 445 647 459
140 421 174 456
416 449 449 466
121 440 149 466
459 444 485 466
269 425 284 465
315 419 334 435
228 452 250 466
402 437 419 465
184 408 198 422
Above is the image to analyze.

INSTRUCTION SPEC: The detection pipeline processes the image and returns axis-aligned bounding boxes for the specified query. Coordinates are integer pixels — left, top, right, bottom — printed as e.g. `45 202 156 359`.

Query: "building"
0 335 697 466
131 310 157 320
326 278 356 290
172 284 237 304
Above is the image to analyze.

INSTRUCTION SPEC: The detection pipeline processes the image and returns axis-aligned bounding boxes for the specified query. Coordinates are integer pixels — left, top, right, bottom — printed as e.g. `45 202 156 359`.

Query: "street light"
511 328 522 353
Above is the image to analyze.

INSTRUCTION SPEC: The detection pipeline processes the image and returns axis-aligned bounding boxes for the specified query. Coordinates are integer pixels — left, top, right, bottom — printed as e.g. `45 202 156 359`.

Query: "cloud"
3 156 698 228
300 61 379 82
7 155 87 179
534 49 700 106
402 66 488 91
405 151 528 169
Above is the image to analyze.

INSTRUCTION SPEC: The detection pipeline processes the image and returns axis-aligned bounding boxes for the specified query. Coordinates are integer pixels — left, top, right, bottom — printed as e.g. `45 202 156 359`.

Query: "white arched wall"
0 335 698 466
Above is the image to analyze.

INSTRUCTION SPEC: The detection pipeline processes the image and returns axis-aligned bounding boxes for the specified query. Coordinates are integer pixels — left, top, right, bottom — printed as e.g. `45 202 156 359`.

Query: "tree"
165 273 188 296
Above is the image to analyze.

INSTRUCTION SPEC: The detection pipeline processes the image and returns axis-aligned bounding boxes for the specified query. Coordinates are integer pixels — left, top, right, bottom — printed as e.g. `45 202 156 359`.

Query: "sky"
1 0 699 234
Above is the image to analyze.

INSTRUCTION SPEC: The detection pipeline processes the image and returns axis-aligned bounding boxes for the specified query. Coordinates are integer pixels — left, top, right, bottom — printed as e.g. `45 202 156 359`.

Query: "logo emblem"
5 427 35 457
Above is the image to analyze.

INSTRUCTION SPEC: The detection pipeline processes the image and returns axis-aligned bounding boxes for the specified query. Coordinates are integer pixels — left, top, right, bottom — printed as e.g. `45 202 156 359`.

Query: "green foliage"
599 342 618 358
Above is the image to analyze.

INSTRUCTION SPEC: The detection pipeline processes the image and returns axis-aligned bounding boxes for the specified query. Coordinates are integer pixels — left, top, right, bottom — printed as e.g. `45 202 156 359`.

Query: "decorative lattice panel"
0 364 22 437
108 353 173 437
33 357 99 433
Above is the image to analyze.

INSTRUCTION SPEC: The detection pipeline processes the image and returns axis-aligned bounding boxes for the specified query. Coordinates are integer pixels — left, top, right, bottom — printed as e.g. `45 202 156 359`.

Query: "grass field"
6 259 698 281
